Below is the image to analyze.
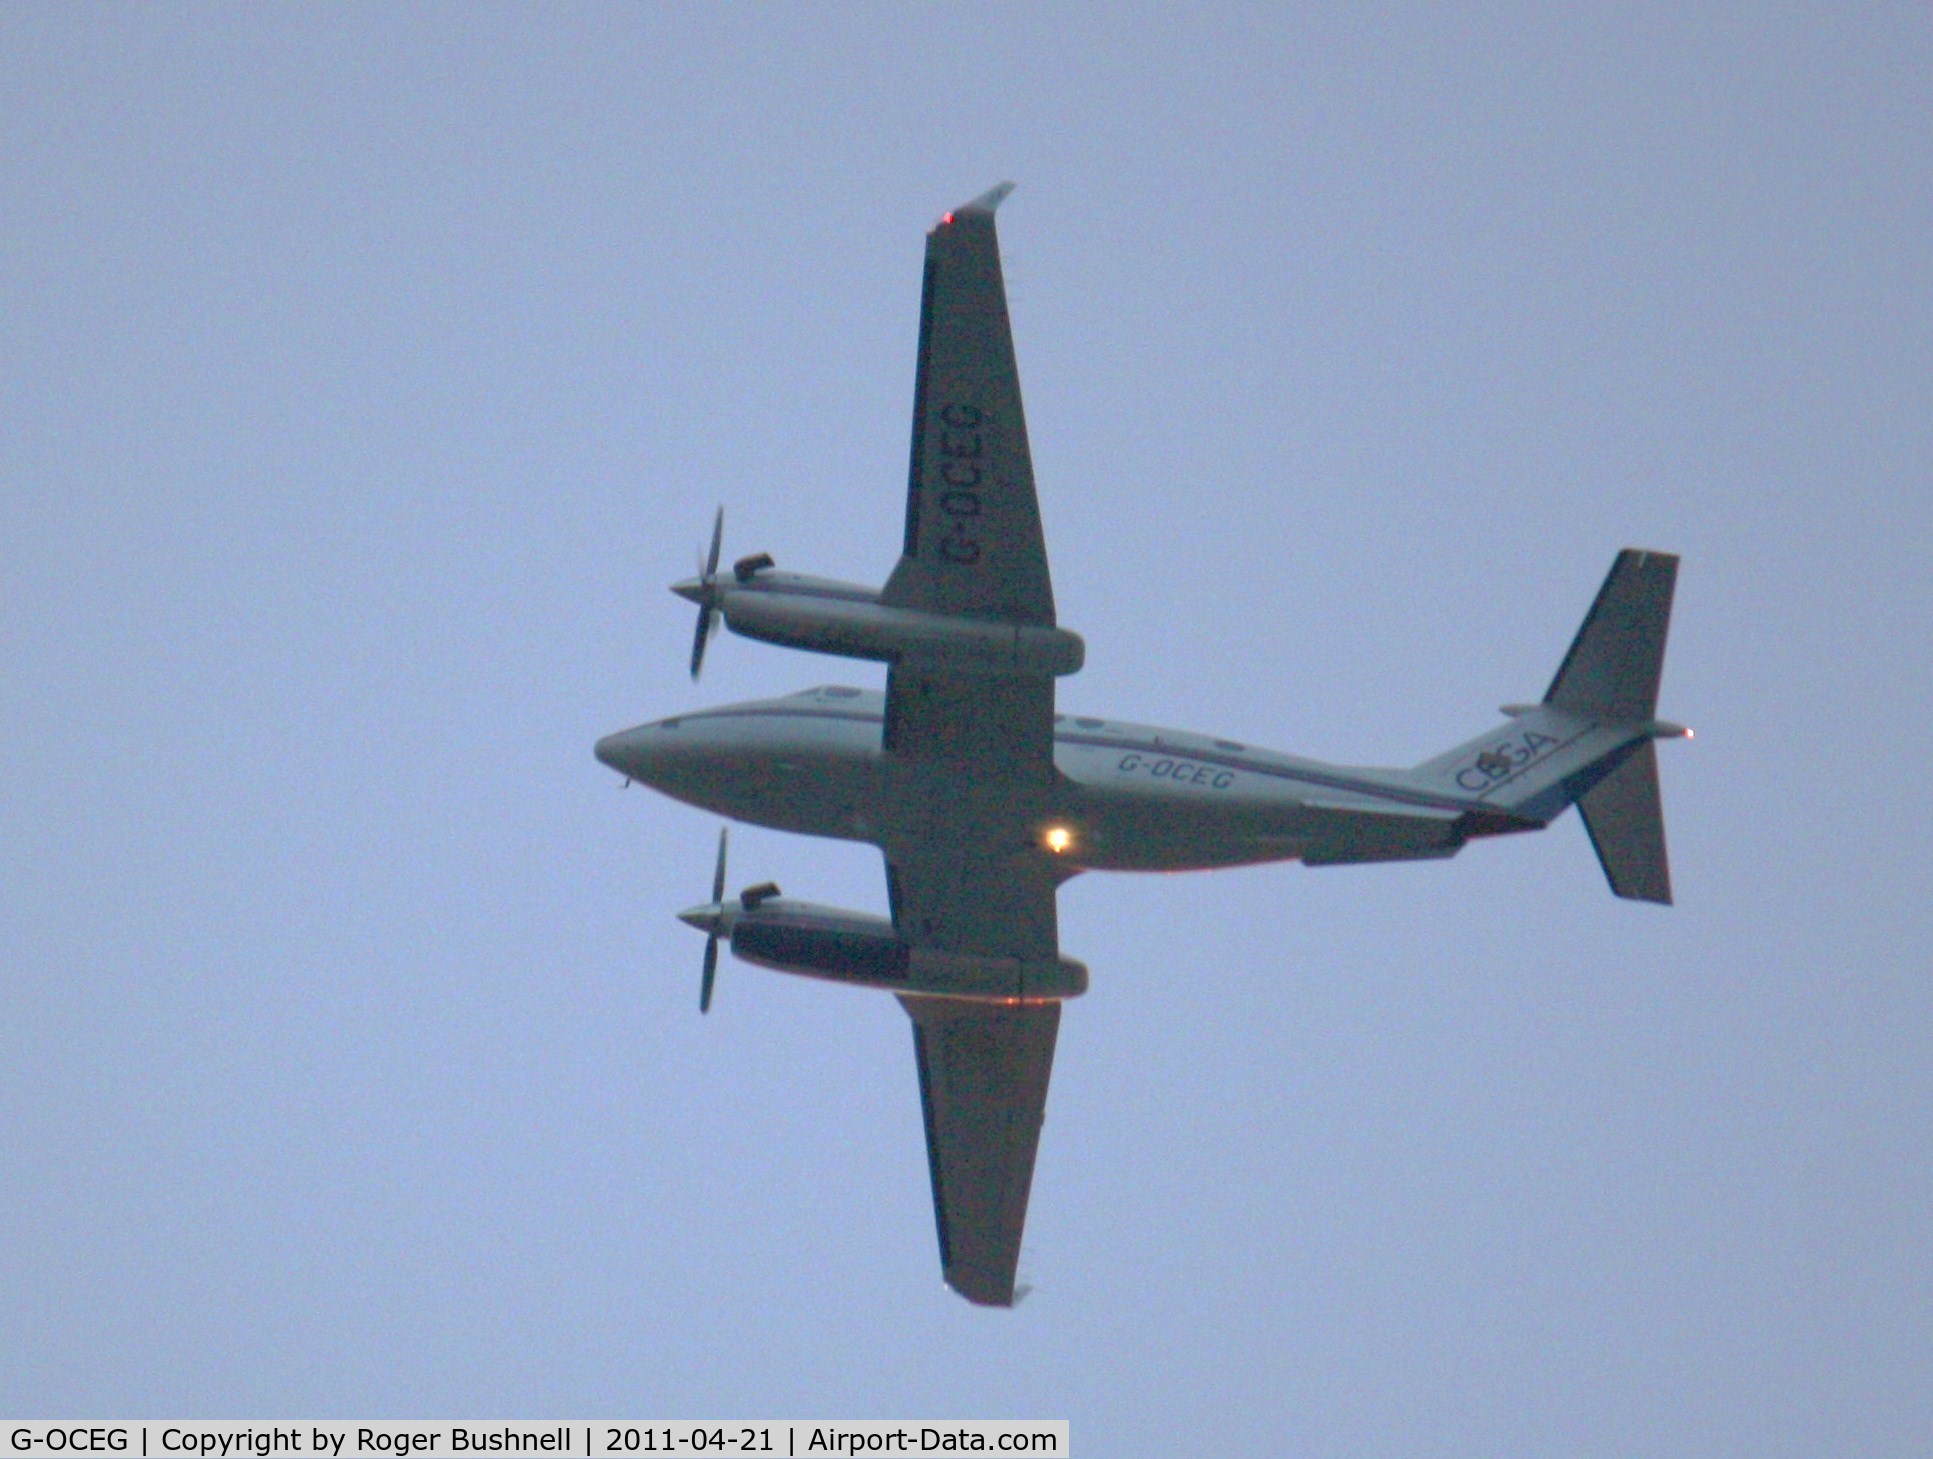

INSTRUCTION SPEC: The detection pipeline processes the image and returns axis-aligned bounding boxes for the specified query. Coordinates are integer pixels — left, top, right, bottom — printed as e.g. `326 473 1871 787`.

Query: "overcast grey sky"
4 5 1929 1453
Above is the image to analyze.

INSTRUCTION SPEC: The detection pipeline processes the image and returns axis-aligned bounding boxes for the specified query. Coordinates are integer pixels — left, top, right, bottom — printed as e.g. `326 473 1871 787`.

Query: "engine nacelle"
723 592 1085 677
729 899 1087 1000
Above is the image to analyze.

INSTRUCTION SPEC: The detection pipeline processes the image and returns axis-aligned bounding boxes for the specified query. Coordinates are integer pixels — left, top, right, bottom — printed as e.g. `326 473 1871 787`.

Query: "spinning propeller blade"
688 600 715 680
688 505 724 680
699 934 719 1015
699 825 727 1013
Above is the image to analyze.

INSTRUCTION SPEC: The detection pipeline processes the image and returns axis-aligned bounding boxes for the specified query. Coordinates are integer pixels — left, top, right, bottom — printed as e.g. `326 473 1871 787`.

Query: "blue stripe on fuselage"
663 698 1487 815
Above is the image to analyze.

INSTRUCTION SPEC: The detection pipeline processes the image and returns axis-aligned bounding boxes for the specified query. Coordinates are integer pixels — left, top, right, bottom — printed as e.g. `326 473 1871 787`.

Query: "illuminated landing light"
1045 826 1073 854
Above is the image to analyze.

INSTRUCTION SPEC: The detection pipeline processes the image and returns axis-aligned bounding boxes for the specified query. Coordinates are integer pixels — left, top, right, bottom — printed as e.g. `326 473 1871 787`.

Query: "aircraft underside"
599 689 1513 875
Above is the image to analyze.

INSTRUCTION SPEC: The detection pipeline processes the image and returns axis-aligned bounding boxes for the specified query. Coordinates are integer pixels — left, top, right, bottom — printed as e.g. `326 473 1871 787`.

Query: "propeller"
698 825 728 1013
677 829 784 1015
692 506 726 680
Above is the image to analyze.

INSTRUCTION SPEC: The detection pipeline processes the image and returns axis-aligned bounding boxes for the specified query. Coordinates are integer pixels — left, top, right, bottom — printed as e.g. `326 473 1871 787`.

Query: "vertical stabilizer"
1410 548 1683 903
1545 549 1677 720
1547 549 1677 902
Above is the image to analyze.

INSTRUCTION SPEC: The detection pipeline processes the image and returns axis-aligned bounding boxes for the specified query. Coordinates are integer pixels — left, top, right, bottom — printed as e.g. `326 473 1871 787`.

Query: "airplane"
595 183 1687 1307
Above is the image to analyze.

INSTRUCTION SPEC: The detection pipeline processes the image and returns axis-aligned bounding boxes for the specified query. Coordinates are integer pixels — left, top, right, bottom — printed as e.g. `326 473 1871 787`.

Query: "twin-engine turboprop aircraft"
595 184 1688 1307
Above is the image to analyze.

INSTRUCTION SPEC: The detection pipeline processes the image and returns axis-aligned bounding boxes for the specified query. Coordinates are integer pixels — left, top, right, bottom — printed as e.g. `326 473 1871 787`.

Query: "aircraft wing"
877 185 1068 1307
883 664 1064 1306
880 183 1056 628
898 992 1059 1307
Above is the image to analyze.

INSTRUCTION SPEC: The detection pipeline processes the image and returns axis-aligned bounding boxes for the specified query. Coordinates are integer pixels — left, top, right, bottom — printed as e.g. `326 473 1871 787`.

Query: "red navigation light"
941 211 955 225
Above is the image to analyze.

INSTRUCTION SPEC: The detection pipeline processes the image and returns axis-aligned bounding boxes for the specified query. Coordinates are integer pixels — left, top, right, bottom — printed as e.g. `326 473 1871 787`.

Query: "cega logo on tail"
1452 730 1561 792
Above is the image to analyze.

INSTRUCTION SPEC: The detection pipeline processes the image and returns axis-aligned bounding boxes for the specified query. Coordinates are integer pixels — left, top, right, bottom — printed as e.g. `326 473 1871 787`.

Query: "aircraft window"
1075 717 1105 729
825 687 861 698
1215 739 1245 752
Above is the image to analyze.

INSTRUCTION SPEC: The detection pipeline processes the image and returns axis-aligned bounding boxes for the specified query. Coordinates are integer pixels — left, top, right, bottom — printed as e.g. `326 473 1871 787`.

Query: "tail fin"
1548 549 1678 902
1411 550 1683 903
1544 548 1677 721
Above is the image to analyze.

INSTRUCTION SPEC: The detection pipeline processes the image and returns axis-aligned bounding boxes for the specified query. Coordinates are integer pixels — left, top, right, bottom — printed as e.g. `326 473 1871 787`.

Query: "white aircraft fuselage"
597 684 1543 876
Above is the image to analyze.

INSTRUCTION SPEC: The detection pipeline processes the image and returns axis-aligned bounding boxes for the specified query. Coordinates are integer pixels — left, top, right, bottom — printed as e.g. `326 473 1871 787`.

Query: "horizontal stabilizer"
1577 740 1672 903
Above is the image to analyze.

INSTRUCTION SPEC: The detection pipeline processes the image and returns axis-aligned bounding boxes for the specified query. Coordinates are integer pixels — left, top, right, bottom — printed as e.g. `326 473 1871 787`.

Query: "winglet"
945 182 1015 222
